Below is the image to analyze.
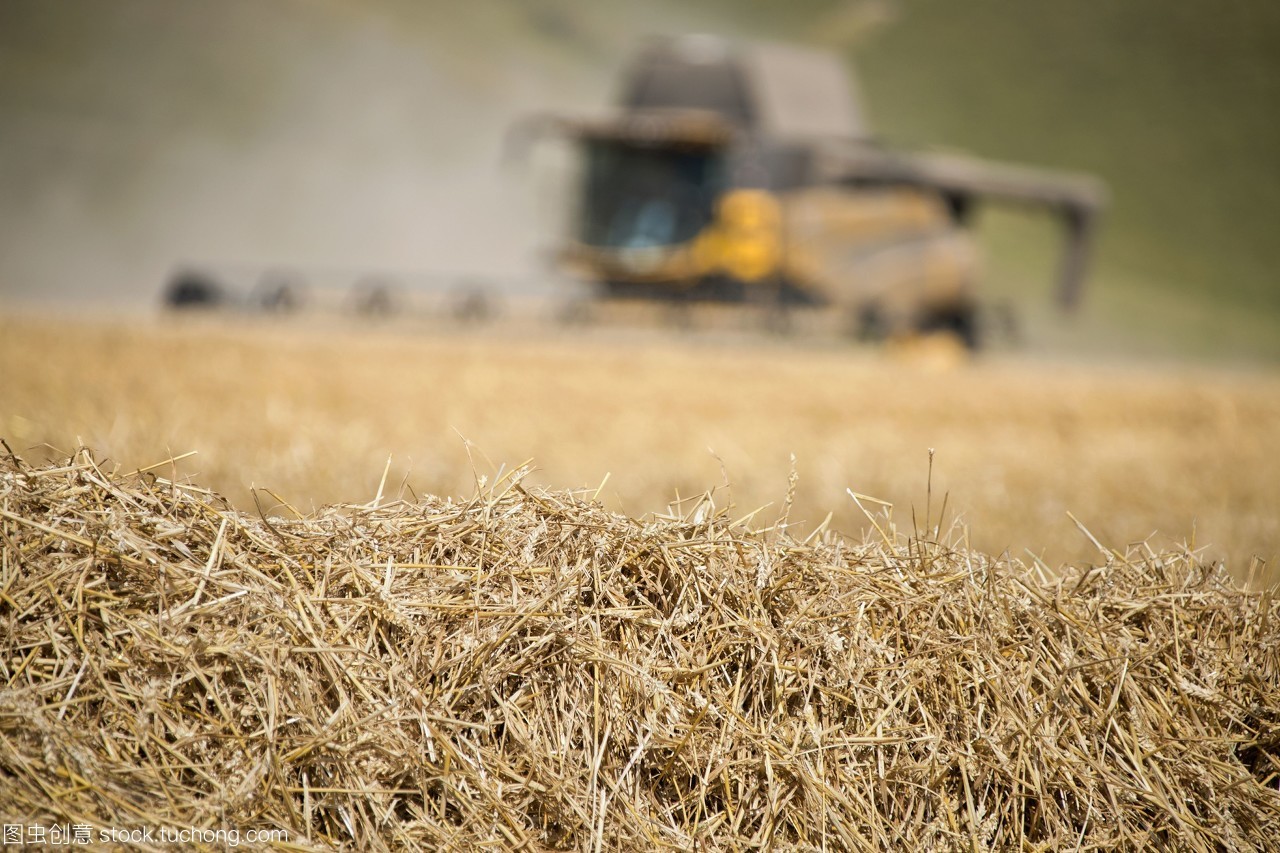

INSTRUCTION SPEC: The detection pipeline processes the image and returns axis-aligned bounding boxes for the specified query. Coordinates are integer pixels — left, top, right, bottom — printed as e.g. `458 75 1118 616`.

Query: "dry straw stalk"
1 447 1277 850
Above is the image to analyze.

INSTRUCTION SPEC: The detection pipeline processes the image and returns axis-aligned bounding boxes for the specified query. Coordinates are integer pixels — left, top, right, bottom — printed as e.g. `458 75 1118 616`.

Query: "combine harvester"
167 35 1106 349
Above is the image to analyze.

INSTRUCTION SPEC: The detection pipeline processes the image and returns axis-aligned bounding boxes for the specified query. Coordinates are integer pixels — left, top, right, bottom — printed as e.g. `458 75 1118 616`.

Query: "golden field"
2 311 1278 583
4 310 1280 848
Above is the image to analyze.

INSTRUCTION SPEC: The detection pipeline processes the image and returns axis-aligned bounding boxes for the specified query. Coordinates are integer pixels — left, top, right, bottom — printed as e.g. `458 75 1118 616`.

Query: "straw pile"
1 448 1277 851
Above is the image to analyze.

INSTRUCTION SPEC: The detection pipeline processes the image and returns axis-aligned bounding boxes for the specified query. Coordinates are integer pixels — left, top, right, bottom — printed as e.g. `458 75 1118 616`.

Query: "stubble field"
2 312 1277 583
5 309 1280 848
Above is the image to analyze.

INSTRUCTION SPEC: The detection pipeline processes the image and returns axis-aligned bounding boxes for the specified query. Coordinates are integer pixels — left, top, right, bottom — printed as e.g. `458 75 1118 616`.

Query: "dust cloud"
0 0 735 309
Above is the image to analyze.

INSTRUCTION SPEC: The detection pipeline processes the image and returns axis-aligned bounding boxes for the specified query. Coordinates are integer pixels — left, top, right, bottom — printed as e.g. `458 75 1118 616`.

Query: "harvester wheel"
164 271 224 310
920 306 980 350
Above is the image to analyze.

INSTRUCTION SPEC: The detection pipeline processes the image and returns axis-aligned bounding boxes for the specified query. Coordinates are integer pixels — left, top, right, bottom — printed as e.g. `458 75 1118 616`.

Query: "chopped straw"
1 448 1277 850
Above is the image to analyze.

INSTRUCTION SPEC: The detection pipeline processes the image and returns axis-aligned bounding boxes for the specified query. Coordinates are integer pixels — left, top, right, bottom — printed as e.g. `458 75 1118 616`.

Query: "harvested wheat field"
2 314 1279 582
1 313 1279 849
0 447 1277 850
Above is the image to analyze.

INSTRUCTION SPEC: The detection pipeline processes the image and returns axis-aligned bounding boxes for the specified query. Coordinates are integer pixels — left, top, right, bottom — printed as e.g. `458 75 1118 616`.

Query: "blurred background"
2 0 1278 361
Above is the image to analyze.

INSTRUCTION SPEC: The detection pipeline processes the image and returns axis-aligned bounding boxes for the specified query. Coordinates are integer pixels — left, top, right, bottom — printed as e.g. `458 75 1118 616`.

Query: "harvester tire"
921 306 980 351
164 272 224 310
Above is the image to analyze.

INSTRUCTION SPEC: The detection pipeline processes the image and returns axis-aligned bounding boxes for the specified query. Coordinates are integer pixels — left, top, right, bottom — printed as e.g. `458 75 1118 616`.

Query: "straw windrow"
1 449 1277 850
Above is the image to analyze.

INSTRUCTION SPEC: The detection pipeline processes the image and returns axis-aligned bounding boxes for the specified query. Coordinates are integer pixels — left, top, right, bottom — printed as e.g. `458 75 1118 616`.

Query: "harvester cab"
512 34 1106 347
